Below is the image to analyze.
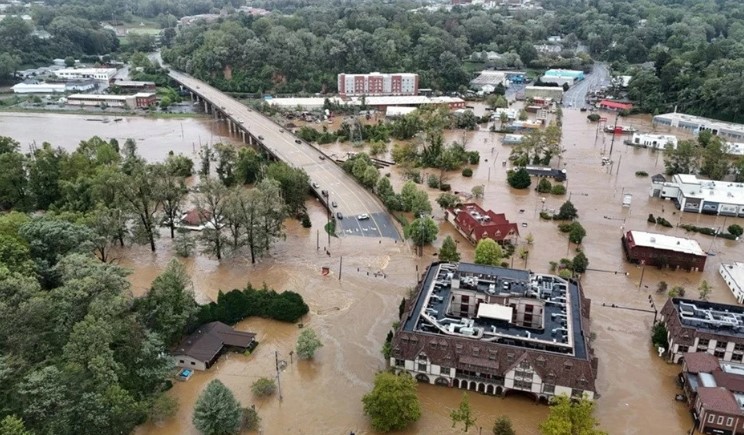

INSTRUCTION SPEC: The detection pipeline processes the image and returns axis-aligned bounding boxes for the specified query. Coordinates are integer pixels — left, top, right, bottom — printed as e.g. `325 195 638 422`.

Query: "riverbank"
0 106 206 119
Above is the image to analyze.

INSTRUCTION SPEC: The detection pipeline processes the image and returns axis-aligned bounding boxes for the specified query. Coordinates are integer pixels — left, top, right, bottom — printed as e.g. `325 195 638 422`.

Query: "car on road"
357 214 369 220
312 182 319 188
321 190 328 197
319 155 325 160
295 139 302 144
258 135 264 140
331 201 337 208
336 212 343 219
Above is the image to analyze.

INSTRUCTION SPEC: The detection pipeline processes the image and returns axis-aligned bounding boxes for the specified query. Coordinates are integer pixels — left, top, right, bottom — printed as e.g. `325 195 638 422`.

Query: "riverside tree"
407 216 439 256
193 380 243 435
296 328 323 360
450 392 477 432
540 395 606 435
362 372 422 432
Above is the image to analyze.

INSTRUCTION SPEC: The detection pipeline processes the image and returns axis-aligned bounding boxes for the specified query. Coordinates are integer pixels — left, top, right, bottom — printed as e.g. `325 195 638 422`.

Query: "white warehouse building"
720 263 744 304
631 133 678 150
54 68 117 81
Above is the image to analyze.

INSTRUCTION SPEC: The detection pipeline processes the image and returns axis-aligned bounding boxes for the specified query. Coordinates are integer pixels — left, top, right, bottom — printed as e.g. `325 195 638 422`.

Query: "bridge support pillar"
204 101 209 113
241 130 246 143
190 92 194 102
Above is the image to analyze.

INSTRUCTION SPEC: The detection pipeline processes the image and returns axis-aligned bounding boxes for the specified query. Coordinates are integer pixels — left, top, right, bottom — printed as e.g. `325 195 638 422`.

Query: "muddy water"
5 110 742 433
0 112 235 160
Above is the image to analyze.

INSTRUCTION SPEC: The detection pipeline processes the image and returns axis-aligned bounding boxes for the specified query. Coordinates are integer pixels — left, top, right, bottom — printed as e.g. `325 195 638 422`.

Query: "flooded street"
4 109 744 433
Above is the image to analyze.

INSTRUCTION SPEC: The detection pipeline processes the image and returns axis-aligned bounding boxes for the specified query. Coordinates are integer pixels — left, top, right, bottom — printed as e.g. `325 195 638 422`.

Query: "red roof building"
598 100 633 111
447 203 519 245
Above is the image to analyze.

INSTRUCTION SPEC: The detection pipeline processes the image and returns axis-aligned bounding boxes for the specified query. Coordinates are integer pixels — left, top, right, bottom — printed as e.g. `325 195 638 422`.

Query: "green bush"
536 178 552 193
440 183 452 191
427 174 440 188
195 284 309 325
461 168 473 177
539 211 553 220
729 224 744 237
251 378 277 397
648 214 656 223
467 151 480 164
587 113 600 122
635 171 649 177
656 217 673 228
551 184 566 195
507 167 531 189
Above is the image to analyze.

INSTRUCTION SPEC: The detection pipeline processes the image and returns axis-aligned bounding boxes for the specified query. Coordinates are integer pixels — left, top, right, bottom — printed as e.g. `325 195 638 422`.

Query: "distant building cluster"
653 113 744 142
392 262 598 402
337 73 419 97
540 69 584 87
265 95 465 112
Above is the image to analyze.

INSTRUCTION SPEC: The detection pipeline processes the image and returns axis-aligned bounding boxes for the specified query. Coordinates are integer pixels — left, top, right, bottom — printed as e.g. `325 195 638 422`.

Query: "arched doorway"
415 374 430 383
435 377 450 386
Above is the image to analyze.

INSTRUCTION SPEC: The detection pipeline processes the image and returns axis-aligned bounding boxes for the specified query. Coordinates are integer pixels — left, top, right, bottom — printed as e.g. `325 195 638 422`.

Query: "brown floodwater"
4 109 742 434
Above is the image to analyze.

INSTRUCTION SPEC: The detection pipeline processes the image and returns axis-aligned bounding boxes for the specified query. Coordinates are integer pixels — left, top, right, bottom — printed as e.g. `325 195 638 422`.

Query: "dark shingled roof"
697 387 741 415
174 322 256 363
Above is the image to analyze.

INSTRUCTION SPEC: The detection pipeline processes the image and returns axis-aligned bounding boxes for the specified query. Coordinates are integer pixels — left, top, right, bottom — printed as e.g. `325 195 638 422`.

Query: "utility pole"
339 256 343 280
316 230 319 250
275 350 283 402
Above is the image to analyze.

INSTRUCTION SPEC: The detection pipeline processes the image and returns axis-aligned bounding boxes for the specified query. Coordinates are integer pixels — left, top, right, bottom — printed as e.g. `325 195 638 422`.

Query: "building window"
418 362 427 372
678 345 689 353
514 380 531 390
190 362 195 366
734 343 744 352
733 353 743 362
395 359 404 367
179 360 185 364
717 341 728 350
571 389 582 398
699 338 710 347
708 414 715 423
718 416 725 425
440 366 451 376
544 384 555 394
727 417 734 427
714 350 725 358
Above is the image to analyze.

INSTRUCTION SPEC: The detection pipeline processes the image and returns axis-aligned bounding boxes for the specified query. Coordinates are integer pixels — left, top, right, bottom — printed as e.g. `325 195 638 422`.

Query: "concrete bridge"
168 70 399 240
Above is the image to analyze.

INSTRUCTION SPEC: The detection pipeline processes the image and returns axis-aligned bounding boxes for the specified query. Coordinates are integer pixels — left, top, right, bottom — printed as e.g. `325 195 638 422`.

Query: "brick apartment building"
337 72 419 96
446 203 519 245
622 230 707 271
681 352 744 435
391 262 598 403
660 298 744 364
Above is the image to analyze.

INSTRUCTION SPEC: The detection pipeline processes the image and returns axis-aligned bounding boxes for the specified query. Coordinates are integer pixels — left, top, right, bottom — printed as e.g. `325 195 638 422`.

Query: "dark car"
319 155 325 160
332 201 338 208
321 190 328 197
295 139 302 144
336 212 343 219
258 135 264 140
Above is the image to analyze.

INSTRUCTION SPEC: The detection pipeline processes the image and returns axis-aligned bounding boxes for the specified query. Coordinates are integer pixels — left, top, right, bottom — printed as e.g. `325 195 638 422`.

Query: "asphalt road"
168 70 400 240
562 62 610 109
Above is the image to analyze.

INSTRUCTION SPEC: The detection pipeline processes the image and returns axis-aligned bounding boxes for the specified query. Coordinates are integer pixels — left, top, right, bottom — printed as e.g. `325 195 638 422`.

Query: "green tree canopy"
296 327 323 360
193 380 243 435
540 395 606 435
362 372 422 432
475 238 503 266
439 235 461 263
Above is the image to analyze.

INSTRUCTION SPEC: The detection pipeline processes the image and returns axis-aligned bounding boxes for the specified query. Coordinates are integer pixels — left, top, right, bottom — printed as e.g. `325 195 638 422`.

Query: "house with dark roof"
390 262 598 403
660 298 744 364
446 203 519 246
173 322 257 370
681 352 744 434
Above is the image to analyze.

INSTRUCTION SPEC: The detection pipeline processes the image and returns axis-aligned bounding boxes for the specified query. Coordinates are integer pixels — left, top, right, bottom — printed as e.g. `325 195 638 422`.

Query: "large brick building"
622 230 707 271
446 203 519 245
681 352 744 435
390 262 598 402
660 298 744 364
337 73 419 96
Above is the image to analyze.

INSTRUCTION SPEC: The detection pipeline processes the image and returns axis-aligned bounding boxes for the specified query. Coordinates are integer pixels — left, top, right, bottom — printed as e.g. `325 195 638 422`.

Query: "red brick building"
622 230 707 271
681 352 744 434
447 203 519 245
134 92 157 108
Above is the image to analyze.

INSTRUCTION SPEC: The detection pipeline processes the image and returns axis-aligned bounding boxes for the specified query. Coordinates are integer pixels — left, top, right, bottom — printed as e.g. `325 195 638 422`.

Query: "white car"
357 214 370 220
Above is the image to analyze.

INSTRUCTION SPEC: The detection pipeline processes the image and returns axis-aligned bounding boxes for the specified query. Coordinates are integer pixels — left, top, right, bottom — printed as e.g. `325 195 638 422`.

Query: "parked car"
332 201 338 208
321 190 328 197
295 139 302 144
319 155 325 160
357 214 370 220
336 212 343 219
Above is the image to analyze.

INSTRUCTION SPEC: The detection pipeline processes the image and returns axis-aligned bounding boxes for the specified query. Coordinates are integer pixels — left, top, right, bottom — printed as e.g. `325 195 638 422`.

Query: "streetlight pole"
638 261 646 290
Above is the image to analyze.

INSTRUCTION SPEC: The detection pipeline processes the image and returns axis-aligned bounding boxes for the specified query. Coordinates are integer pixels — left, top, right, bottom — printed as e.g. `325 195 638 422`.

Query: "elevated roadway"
168 70 399 240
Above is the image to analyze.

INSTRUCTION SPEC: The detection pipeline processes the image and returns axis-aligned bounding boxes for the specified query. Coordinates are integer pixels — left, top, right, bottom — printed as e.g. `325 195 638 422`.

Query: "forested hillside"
161 0 744 122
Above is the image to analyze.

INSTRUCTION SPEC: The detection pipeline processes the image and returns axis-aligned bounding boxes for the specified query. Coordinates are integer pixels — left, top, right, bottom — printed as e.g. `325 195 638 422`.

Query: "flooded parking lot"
4 109 743 433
